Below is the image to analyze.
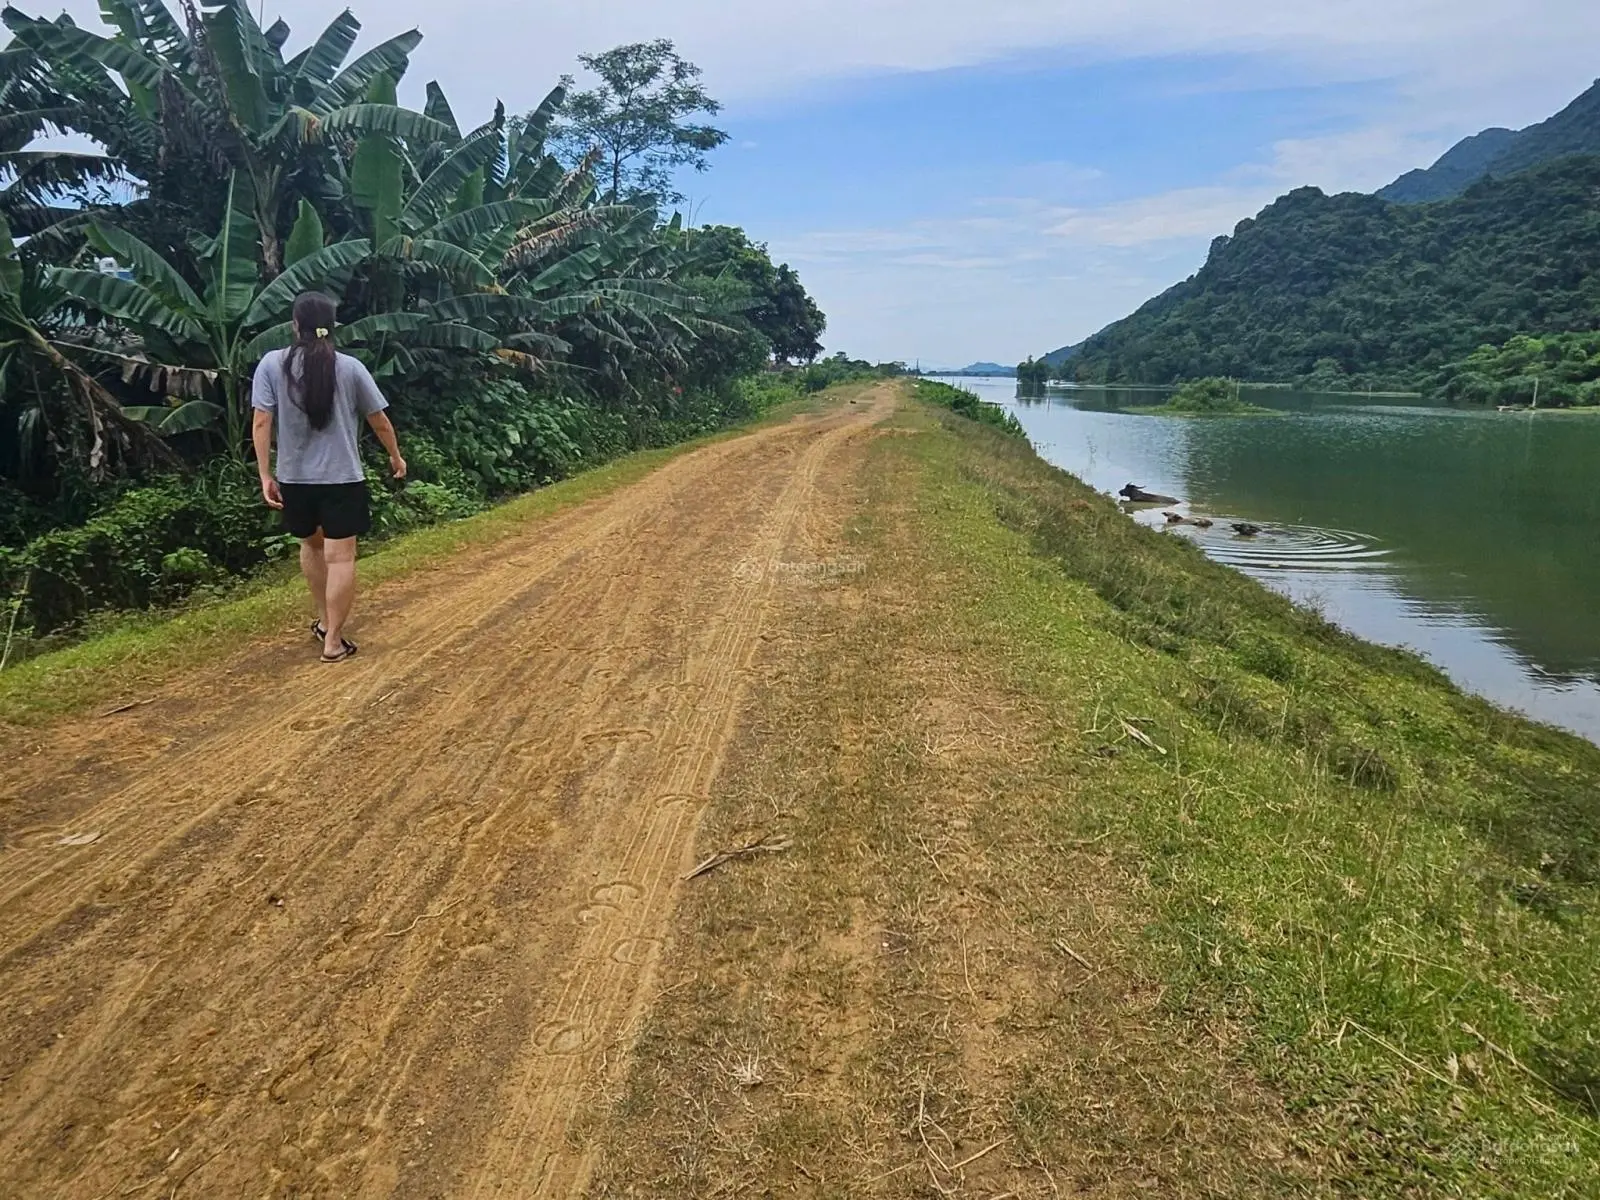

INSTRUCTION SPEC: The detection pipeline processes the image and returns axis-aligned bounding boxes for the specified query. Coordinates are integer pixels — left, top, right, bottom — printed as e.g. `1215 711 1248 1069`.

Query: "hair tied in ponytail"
287 292 339 432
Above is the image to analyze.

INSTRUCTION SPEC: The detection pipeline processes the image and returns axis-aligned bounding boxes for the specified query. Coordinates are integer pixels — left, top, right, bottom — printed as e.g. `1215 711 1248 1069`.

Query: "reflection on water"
930 377 1600 742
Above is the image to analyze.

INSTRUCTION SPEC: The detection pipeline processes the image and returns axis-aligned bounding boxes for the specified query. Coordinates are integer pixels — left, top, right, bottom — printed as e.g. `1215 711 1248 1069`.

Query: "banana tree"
0 212 174 479
50 175 369 455
3 0 441 276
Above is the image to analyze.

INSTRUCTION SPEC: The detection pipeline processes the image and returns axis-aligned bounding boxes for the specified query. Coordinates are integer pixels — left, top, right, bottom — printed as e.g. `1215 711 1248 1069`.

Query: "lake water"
929 377 1600 743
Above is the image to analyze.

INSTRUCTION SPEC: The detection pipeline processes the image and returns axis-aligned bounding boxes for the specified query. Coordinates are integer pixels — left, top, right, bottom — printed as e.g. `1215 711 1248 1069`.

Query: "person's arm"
365 410 406 479
249 357 283 509
252 409 282 508
350 358 405 479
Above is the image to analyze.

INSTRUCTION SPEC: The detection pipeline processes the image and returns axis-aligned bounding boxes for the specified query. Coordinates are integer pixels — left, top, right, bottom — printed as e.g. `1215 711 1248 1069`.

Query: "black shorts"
279 481 372 540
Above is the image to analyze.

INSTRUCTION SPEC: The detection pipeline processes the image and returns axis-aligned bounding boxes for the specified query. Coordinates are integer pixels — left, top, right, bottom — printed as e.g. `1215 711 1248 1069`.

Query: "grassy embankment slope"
591 387 1599 1197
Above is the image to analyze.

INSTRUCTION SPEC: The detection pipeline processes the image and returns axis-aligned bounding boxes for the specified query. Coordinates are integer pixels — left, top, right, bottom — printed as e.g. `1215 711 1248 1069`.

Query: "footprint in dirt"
534 1021 593 1056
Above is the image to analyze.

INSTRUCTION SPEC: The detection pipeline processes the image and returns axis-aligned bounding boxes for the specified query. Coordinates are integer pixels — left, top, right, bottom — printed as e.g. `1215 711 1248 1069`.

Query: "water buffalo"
1119 483 1178 504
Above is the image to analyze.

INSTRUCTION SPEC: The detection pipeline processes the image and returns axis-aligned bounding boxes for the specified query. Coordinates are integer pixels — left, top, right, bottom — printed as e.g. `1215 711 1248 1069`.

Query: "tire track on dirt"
0 388 891 1198
0 424 799 948
469 395 874 1198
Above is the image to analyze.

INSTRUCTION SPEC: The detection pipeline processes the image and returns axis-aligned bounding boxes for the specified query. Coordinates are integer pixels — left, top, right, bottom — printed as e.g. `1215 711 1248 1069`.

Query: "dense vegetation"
1379 79 1600 203
1050 156 1600 390
1142 376 1274 415
913 377 1025 436
1015 356 1051 387
1435 331 1600 407
0 1 846 644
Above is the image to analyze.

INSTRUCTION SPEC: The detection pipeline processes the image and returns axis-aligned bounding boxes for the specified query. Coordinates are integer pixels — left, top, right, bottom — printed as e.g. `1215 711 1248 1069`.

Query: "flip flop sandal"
311 620 327 641
320 637 358 664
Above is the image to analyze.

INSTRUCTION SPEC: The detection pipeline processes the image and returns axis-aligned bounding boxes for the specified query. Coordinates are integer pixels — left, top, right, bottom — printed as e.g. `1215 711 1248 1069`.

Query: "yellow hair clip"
315 327 330 338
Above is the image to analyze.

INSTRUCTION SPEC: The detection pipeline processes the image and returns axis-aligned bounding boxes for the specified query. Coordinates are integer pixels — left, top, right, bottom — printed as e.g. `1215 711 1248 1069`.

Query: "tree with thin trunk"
549 40 729 206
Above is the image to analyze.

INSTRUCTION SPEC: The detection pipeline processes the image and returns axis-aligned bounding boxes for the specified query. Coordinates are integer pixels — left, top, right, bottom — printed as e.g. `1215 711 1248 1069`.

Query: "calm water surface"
930 377 1600 742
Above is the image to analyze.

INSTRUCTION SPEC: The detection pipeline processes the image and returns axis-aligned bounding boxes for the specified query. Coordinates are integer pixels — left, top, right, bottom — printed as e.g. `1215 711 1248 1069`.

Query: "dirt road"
0 387 893 1197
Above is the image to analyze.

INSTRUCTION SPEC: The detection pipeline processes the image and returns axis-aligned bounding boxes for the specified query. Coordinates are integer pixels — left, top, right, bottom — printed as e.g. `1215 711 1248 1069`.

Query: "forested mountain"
1378 79 1600 203
1378 128 1519 204
1058 156 1600 389
1041 341 1082 367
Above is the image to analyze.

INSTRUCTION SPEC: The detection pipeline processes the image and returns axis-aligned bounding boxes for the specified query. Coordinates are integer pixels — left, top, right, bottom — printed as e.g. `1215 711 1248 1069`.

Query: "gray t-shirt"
251 349 388 485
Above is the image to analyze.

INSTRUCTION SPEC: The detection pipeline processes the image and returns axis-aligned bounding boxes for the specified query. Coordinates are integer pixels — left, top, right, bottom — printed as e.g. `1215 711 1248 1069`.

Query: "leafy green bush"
368 476 483 536
5 465 277 633
1165 377 1250 413
1437 331 1600 405
914 379 1027 436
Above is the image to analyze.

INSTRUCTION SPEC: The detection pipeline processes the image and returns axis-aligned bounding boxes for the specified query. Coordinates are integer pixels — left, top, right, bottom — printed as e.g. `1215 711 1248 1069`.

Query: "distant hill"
1058 156 1600 389
932 362 1015 377
1041 342 1083 367
1378 79 1600 203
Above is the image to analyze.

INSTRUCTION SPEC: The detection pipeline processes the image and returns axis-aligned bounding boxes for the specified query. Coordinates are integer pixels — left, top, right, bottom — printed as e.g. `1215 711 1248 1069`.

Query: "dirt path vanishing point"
0 385 895 1198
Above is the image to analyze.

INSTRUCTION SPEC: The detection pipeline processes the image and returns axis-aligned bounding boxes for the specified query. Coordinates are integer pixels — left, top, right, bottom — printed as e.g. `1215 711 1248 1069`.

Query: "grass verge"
589 394 1600 1196
0 388 837 726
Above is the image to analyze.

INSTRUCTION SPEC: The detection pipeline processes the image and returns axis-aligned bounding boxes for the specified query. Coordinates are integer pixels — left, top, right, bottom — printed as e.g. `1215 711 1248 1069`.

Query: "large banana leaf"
263 18 290 57
4 13 163 92
397 322 499 351
192 177 259 325
283 199 324 267
526 244 606 293
402 119 502 228
428 200 541 246
379 236 493 287
202 0 273 132
452 167 485 215
335 310 432 342
520 84 567 146
516 155 565 203
244 237 372 325
0 149 125 201
322 102 451 142
293 9 360 92
423 81 460 140
86 221 203 314
427 292 553 325
123 399 223 434
96 0 142 43
133 0 190 67
312 30 422 114
349 78 402 249
49 268 207 342
0 213 21 297
241 319 293 359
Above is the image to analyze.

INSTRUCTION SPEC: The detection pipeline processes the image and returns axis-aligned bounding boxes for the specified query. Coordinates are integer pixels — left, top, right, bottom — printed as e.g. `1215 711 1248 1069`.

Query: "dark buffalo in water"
1119 483 1179 504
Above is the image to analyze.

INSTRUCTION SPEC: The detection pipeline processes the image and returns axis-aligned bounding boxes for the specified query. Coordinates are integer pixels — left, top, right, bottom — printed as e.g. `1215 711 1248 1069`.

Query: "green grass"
0 389 832 726
910 409 1600 1195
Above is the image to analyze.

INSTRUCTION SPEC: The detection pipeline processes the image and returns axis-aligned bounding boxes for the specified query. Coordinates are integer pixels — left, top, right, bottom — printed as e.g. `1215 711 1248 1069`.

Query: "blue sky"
39 1 1600 364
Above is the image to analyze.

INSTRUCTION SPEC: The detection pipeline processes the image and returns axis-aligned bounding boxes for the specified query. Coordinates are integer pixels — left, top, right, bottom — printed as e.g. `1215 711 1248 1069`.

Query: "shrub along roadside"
913 377 1027 436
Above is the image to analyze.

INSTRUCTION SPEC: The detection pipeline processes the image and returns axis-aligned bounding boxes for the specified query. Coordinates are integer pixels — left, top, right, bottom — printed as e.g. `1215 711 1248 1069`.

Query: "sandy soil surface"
0 386 894 1197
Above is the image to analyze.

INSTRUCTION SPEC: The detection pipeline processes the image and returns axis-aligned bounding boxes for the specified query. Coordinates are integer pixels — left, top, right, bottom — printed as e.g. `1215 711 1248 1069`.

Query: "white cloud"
36 1 1600 125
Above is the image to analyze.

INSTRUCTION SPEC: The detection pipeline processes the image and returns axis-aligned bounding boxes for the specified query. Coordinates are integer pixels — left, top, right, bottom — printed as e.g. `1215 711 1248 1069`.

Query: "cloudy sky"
45 1 1600 364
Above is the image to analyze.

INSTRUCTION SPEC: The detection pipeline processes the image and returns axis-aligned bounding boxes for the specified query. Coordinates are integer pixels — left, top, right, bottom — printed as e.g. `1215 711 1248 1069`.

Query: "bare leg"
299 531 327 629
321 535 358 657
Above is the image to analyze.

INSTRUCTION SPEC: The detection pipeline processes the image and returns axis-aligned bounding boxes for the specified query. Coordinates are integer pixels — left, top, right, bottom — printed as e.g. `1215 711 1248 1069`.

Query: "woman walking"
251 292 406 663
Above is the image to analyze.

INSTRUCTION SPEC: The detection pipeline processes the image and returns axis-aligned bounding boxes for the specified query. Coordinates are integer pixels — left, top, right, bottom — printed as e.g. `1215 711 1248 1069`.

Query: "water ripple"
1170 520 1389 572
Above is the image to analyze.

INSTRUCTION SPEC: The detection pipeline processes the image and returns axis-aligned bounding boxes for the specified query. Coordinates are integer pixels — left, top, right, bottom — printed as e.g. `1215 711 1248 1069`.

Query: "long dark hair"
286 292 338 431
